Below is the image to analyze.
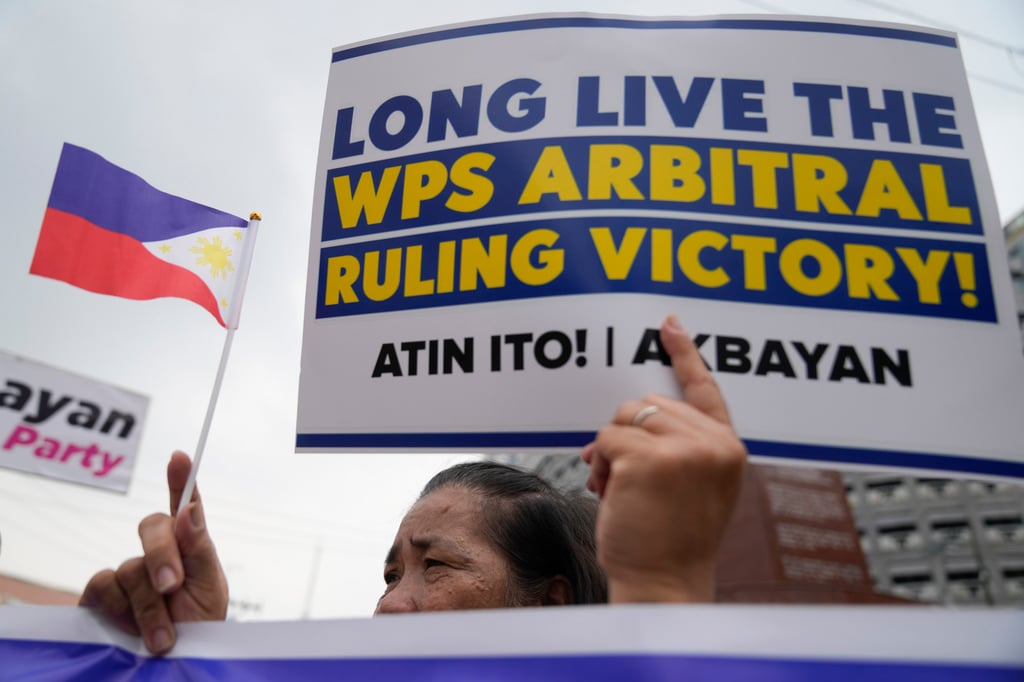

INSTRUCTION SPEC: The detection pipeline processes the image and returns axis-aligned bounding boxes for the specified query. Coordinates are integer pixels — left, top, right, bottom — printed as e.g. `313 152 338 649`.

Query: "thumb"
175 501 214 562
660 314 732 425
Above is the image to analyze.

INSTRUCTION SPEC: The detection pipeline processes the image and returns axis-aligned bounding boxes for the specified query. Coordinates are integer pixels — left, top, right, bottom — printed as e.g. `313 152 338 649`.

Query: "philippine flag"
31 143 251 327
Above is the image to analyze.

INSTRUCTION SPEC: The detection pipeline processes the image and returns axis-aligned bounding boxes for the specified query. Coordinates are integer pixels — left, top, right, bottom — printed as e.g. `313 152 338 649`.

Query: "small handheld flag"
30 142 261 518
31 143 251 328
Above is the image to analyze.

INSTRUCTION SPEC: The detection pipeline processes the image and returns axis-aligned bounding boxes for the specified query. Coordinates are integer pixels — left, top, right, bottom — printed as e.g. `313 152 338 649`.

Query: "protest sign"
0 350 147 492
2 604 1021 680
296 14 1024 479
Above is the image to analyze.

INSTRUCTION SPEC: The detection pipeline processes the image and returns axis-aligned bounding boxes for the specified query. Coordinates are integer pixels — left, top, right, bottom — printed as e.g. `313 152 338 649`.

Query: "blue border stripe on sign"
2 641 1022 680
296 431 595 449
295 433 1024 479
333 17 956 62
743 440 1024 479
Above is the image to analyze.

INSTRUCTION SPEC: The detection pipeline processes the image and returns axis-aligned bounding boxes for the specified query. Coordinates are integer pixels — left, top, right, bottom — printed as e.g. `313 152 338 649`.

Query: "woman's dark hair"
419 461 607 606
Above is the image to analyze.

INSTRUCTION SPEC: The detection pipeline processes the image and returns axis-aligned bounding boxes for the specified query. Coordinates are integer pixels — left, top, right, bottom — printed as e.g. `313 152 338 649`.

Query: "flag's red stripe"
31 207 226 326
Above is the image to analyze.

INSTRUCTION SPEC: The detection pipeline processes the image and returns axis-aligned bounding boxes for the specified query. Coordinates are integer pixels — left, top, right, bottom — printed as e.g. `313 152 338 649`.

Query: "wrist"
606 565 715 604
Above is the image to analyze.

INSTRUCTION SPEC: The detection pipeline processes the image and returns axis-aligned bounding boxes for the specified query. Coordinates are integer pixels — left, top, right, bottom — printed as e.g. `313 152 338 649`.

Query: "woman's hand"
584 314 747 603
79 451 228 654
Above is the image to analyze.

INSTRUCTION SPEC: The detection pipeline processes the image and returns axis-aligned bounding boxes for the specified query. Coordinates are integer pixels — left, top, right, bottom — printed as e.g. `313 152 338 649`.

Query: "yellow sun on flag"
190 236 234 279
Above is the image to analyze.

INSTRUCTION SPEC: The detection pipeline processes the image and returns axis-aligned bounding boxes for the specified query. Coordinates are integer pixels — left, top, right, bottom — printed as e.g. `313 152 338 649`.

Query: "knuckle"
138 512 170 536
87 567 117 590
115 556 146 586
132 596 170 629
689 370 720 393
114 557 157 599
595 423 617 443
80 569 117 606
613 401 640 423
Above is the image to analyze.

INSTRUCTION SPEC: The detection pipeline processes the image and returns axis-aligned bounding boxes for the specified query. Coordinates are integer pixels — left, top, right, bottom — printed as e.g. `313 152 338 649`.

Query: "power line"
847 0 1024 53
0 483 380 546
735 0 1024 96
848 0 1024 82
969 70 1024 96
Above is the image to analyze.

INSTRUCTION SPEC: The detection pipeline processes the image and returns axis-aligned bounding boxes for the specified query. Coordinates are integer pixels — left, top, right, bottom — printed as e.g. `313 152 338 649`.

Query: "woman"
377 460 606 612
80 316 747 654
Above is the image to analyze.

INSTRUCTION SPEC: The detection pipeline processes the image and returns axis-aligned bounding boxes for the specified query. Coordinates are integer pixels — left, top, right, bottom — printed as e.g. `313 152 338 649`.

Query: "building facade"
494 453 903 604
844 472 1024 605
496 452 1024 606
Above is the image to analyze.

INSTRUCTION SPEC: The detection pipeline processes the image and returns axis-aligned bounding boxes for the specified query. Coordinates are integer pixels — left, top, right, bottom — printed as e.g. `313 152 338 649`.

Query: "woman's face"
375 485 515 614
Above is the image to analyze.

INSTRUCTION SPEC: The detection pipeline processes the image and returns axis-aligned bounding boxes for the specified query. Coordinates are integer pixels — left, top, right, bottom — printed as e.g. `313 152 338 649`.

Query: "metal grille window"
877 522 923 551
983 515 1023 543
890 572 939 602
930 520 972 547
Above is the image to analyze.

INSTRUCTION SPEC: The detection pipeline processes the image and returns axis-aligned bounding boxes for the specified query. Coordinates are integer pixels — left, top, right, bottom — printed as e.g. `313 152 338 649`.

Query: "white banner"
297 14 1024 479
2 604 1022 679
0 350 147 492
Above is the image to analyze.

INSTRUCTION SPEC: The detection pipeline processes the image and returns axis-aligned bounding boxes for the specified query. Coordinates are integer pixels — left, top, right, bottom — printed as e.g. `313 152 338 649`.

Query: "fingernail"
190 502 205 532
149 627 173 653
665 314 683 331
156 566 177 593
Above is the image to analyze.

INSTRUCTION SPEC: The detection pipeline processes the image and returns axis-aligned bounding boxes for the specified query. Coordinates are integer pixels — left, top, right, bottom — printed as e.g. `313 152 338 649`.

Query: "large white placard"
297 14 1024 479
2 604 1022 679
0 350 147 493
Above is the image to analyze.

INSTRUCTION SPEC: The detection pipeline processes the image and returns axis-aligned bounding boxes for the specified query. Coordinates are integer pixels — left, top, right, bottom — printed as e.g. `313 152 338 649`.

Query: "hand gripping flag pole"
175 212 261 519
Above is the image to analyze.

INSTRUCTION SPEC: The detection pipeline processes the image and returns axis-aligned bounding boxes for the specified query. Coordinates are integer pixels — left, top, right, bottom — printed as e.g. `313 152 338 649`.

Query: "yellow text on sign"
590 226 979 308
323 228 564 305
518 143 972 226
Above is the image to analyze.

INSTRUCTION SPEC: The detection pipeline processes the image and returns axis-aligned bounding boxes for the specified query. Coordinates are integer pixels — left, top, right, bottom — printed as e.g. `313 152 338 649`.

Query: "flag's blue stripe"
46 143 247 243
295 432 1024 479
1 640 1020 681
333 17 955 62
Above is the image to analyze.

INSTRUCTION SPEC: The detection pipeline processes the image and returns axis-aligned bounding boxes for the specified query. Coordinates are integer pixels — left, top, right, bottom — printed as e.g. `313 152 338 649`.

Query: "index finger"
139 513 184 595
167 451 199 517
660 314 732 425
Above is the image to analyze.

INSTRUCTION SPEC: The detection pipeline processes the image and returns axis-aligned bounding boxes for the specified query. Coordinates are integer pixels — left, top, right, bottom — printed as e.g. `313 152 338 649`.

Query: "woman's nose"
374 581 418 614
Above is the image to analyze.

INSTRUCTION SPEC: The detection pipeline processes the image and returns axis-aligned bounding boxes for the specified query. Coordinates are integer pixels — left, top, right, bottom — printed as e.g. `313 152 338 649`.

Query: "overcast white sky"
1 0 1022 621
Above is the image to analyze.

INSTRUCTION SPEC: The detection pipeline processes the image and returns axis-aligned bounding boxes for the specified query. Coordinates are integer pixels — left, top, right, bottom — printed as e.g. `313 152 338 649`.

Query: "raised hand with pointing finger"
583 314 747 604
79 451 228 654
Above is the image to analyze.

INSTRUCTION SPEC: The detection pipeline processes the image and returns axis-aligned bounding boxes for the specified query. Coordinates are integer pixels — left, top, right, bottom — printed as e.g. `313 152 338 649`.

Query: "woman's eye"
424 559 445 569
383 570 400 585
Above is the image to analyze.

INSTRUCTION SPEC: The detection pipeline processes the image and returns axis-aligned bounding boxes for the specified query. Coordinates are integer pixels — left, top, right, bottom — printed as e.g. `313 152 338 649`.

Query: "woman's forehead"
396 486 491 538
405 485 486 527
386 486 496 561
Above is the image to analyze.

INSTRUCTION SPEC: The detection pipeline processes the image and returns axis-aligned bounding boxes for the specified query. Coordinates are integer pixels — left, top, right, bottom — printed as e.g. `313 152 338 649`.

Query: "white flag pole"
176 212 262 519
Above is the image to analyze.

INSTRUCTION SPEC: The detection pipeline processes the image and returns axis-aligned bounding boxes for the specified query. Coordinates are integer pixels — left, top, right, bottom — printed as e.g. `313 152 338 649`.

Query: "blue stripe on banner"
315 218 995 323
294 432 1024 479
1 640 1021 681
332 17 957 62
322 137 981 239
